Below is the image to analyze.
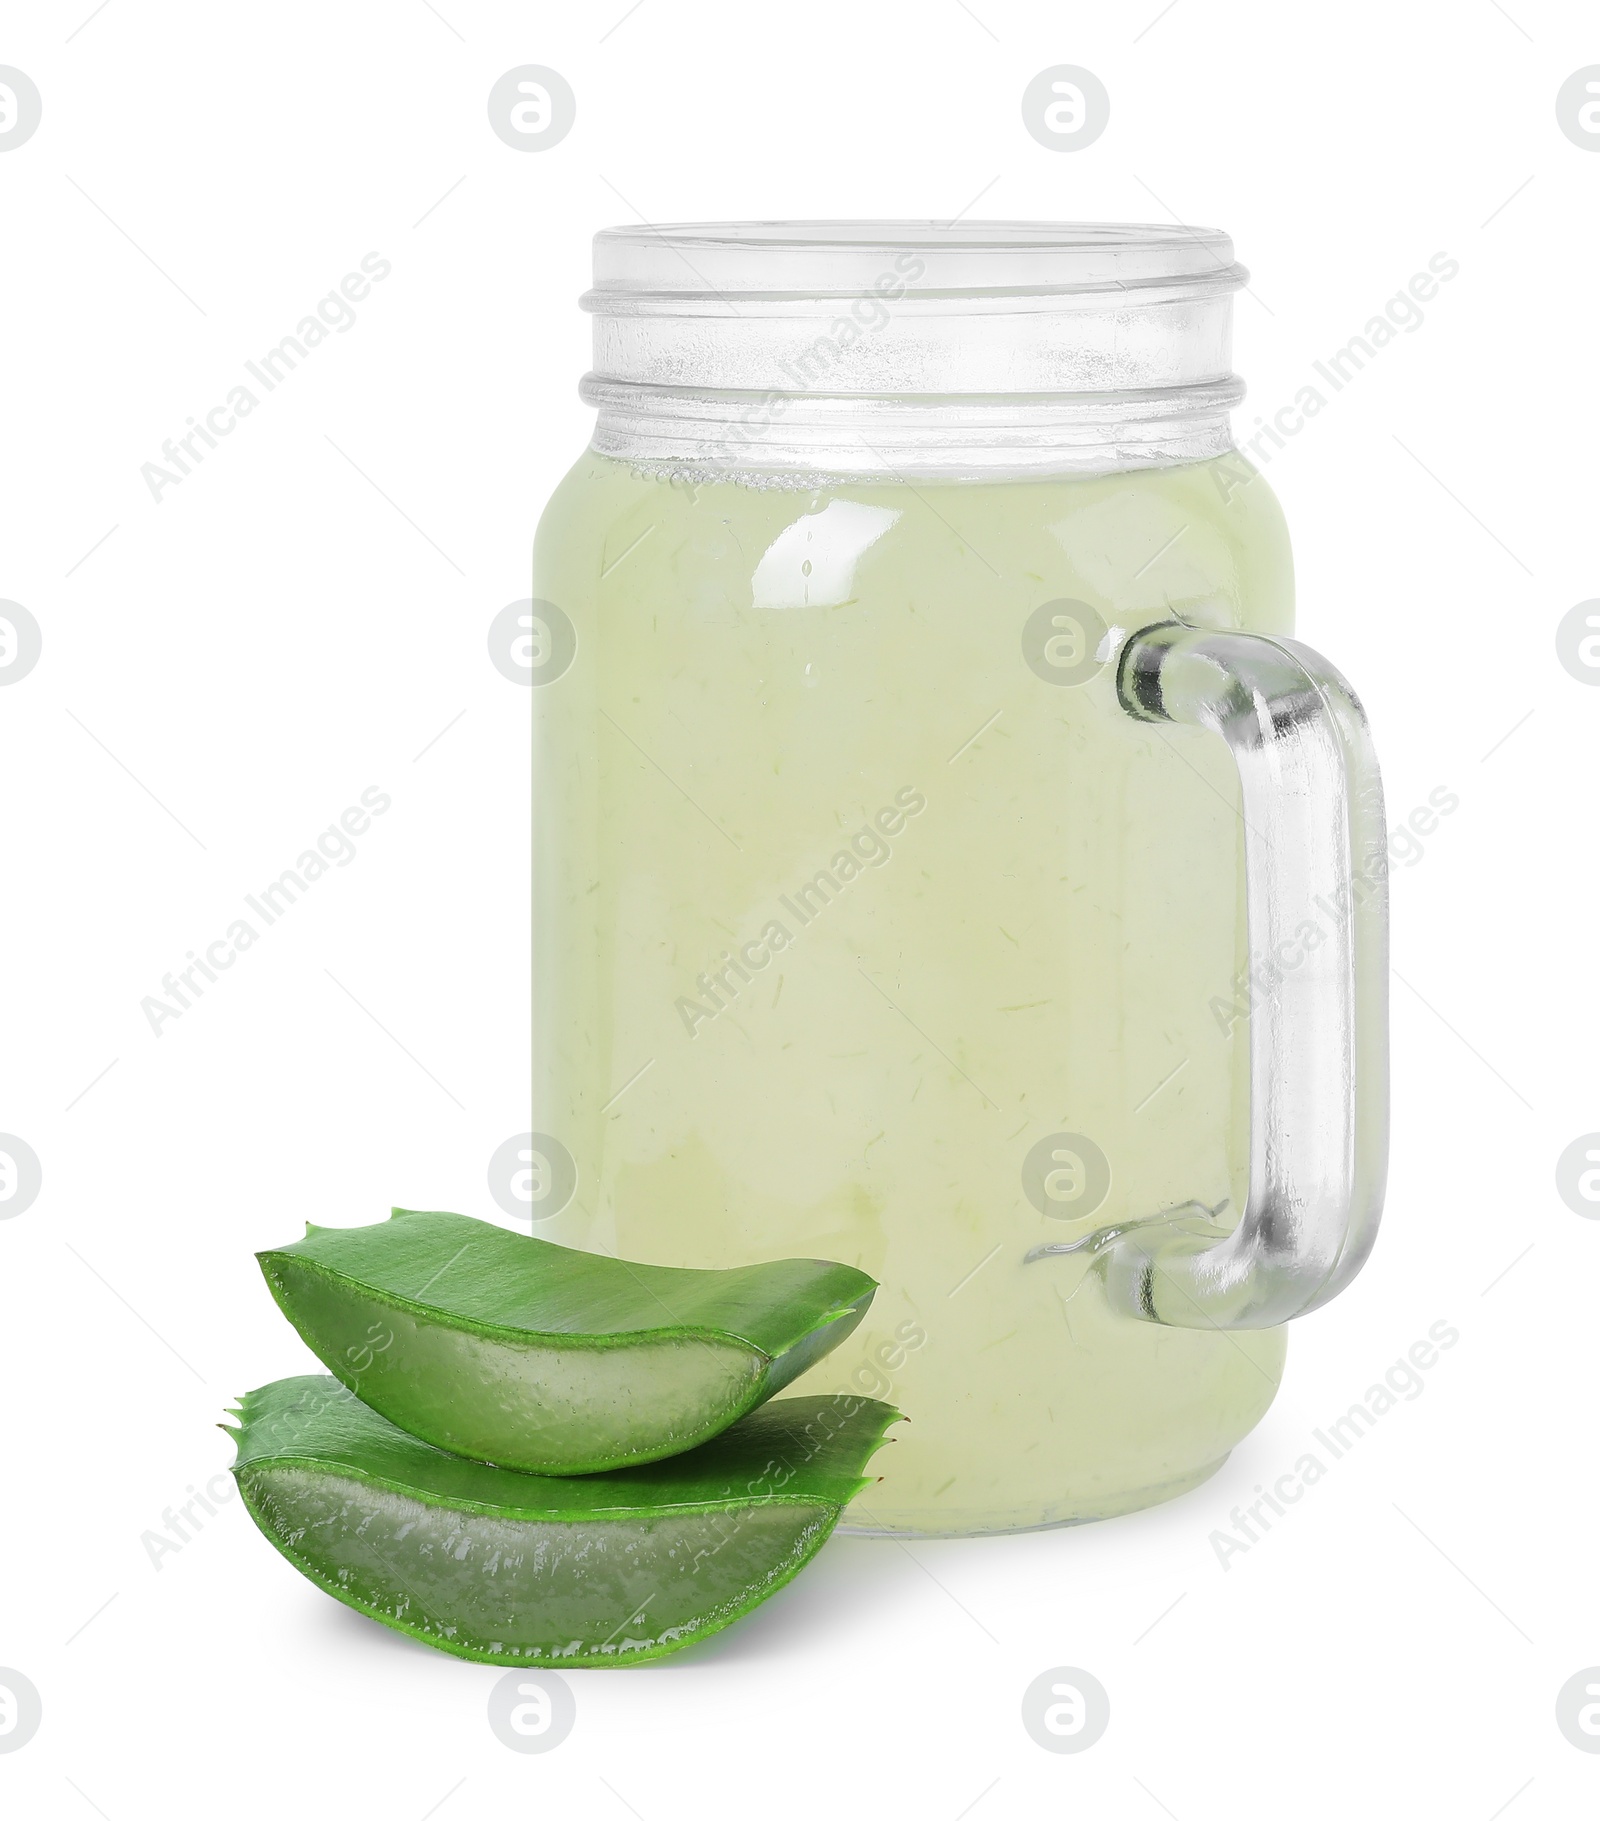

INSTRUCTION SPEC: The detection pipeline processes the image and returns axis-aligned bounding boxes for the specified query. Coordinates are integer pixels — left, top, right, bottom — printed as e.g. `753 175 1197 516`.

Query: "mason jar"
530 223 1388 1537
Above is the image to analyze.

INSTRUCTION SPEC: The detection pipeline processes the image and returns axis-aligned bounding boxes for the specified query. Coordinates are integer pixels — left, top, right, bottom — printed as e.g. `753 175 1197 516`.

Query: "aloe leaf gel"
258 1210 876 1473
227 1376 900 1665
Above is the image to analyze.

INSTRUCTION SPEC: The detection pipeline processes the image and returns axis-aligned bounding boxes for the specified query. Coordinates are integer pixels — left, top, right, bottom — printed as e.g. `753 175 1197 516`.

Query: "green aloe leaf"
227 1375 900 1666
256 1210 876 1474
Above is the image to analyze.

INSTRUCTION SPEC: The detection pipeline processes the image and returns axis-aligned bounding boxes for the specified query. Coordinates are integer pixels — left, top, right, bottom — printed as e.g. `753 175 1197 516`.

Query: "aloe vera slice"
228 1375 899 1665
257 1211 876 1474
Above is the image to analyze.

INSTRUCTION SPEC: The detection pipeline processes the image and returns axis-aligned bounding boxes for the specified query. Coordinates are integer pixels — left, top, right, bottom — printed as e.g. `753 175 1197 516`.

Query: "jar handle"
1043 623 1390 1329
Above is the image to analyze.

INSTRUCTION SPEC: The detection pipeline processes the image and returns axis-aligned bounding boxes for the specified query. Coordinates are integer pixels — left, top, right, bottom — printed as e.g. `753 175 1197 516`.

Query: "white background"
3 1 1598 1815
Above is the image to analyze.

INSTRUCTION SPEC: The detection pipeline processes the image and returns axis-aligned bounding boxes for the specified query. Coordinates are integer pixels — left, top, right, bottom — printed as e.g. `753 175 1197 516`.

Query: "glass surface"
532 450 1295 1535
579 218 1247 477
586 219 1245 300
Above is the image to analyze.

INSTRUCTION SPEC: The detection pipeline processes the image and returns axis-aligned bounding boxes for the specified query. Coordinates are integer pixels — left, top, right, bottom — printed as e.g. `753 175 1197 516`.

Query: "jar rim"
583 219 1247 311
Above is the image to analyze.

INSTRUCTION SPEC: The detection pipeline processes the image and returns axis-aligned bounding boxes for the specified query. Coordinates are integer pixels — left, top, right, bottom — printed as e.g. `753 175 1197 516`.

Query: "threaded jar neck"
579 221 1248 481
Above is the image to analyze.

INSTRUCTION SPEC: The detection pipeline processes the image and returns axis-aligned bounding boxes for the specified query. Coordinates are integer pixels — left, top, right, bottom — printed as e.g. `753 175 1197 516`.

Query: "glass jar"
531 223 1388 1537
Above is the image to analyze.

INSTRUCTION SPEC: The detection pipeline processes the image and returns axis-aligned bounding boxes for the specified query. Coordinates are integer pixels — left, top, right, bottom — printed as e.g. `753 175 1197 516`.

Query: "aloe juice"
533 450 1292 1536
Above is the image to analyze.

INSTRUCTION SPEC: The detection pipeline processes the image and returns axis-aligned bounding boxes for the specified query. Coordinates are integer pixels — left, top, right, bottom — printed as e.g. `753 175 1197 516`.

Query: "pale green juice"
533 450 1291 1535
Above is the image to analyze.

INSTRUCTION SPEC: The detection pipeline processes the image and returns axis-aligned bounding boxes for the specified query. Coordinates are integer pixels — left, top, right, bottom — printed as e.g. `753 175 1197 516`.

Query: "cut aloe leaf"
257 1211 876 1474
228 1375 900 1666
